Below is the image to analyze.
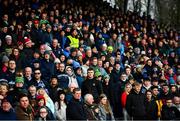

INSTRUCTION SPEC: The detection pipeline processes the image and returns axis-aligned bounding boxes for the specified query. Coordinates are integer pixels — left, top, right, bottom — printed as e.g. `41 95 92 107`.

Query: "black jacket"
161 105 180 120
126 90 146 119
145 99 158 120
66 98 87 120
82 78 103 102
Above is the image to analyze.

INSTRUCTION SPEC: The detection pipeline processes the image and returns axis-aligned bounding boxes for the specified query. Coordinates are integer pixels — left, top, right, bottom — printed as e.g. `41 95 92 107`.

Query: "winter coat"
6 87 28 107
161 105 180 120
126 90 146 119
84 103 98 120
55 101 67 121
98 104 115 121
15 105 34 121
66 98 87 120
0 108 17 120
82 78 103 102
45 96 55 115
56 73 70 89
76 74 84 89
40 59 55 82
48 85 61 102
145 99 158 120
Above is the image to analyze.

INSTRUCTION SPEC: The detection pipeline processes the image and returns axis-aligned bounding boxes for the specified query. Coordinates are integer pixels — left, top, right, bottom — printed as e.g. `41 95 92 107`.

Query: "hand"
0 95 4 100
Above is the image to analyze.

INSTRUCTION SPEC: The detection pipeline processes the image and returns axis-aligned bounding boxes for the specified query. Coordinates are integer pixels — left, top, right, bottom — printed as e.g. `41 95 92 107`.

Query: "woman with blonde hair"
36 87 55 115
98 94 115 121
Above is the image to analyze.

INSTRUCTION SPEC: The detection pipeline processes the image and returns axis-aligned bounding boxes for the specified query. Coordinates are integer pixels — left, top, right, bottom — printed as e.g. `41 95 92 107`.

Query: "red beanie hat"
24 37 31 44
36 95 46 106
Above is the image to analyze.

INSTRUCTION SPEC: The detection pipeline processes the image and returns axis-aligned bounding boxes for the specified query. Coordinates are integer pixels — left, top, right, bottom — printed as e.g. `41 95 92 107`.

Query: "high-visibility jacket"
156 100 163 118
67 35 79 48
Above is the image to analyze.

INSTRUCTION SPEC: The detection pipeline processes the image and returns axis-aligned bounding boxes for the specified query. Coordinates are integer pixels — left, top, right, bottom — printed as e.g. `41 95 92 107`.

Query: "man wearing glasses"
32 69 46 89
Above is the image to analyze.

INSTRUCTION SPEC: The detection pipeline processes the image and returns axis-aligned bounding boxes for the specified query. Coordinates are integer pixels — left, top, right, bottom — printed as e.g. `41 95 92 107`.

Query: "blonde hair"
37 88 49 101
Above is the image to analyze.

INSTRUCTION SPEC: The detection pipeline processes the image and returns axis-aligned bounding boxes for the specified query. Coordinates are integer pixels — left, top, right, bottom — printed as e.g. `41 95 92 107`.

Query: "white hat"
5 35 12 40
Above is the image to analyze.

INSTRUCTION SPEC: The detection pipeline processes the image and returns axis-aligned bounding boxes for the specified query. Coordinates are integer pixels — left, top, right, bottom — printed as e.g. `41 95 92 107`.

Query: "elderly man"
84 94 98 120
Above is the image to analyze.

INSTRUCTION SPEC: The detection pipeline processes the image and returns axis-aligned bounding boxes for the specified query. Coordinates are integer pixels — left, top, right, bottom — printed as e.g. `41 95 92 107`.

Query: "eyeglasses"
35 73 40 75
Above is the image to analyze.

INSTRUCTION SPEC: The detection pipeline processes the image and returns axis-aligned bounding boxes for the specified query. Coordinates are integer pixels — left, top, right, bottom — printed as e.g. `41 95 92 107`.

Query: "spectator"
1 59 16 82
56 63 70 89
24 67 34 89
32 69 47 88
54 89 67 121
141 78 152 94
82 68 103 103
0 55 9 73
66 88 87 120
35 95 55 120
161 97 180 120
7 76 28 107
74 66 84 89
102 75 113 100
40 50 55 82
36 87 55 115
0 97 16 120
0 82 9 103
15 94 34 120
28 85 37 109
173 96 180 112
65 29 79 49
65 66 79 88
9 47 25 70
98 94 115 121
126 82 146 120
121 83 132 120
84 93 99 120
48 75 61 102
144 90 158 120
160 83 173 104
35 106 54 120
51 38 63 58
121 83 132 109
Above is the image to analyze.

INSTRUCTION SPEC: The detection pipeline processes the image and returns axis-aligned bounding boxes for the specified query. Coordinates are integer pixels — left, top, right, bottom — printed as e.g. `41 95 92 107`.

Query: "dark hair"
87 67 94 72
73 88 81 94
145 90 152 95
18 93 29 102
57 89 67 110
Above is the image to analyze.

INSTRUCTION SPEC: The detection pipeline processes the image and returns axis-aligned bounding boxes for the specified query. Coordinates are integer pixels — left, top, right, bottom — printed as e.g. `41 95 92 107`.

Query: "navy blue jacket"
0 108 17 120
66 98 87 120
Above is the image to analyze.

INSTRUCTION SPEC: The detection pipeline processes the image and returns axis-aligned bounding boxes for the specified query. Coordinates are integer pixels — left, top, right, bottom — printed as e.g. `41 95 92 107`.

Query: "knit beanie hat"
2 55 9 63
95 71 102 78
103 75 110 80
1 97 12 105
107 46 113 52
24 37 31 44
36 95 46 106
5 35 12 40
15 77 24 83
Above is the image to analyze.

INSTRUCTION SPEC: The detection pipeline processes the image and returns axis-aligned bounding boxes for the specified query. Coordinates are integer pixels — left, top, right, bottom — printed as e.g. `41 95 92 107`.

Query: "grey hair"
84 94 93 102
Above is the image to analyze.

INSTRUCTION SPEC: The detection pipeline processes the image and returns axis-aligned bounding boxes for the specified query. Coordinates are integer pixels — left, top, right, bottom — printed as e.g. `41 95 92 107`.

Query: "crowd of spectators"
0 0 179 120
